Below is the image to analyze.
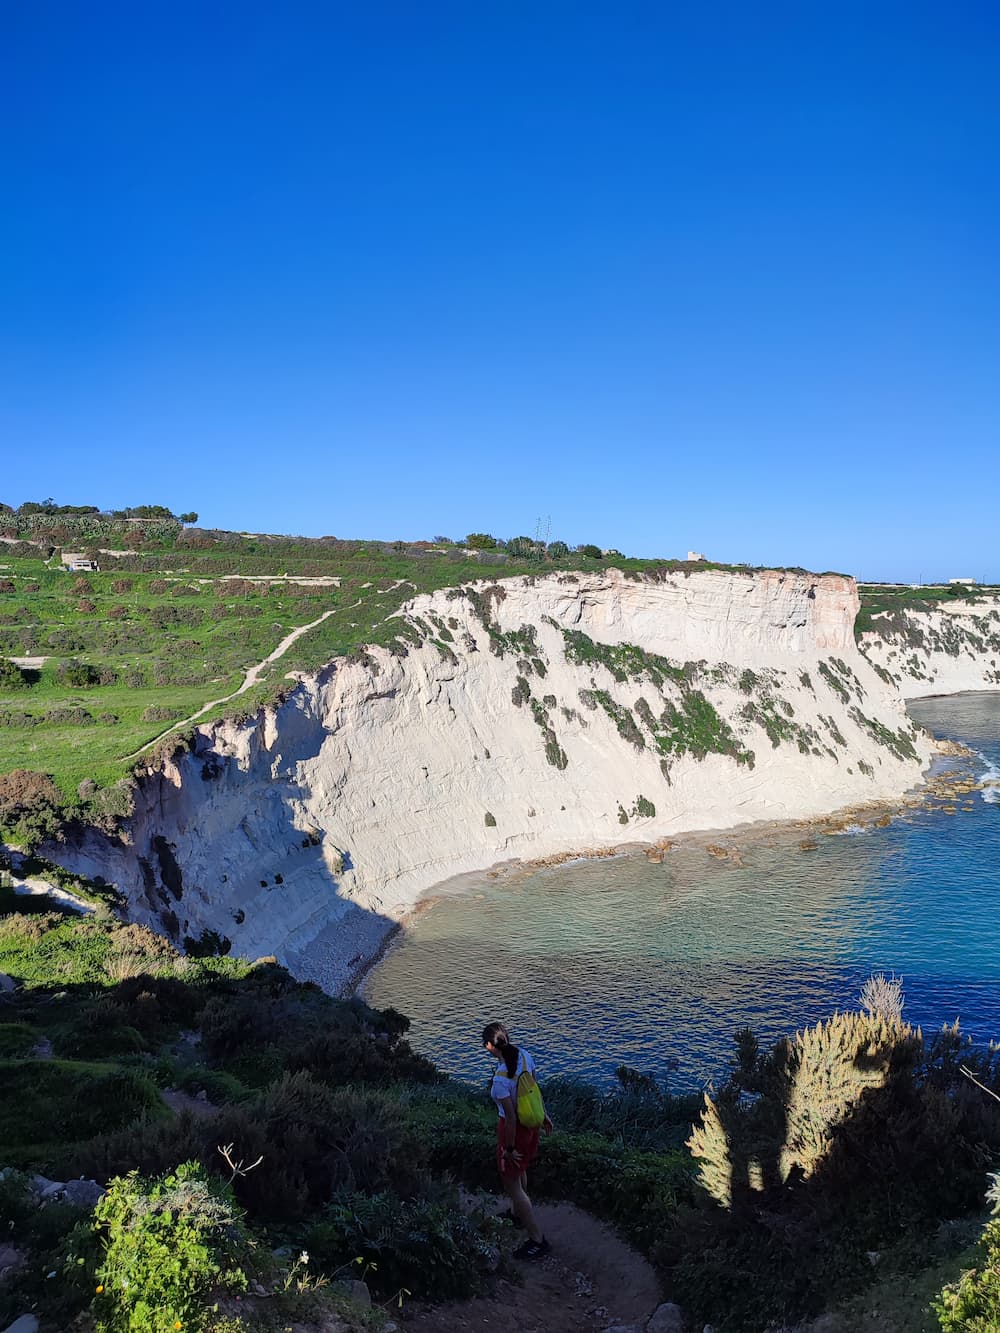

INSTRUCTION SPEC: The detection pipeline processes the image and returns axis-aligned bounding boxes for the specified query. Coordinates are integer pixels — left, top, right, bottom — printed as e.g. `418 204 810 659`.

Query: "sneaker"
513 1236 550 1261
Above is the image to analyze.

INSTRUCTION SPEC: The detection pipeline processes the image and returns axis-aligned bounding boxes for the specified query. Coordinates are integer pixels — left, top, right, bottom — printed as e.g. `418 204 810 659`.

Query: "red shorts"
496 1118 540 1179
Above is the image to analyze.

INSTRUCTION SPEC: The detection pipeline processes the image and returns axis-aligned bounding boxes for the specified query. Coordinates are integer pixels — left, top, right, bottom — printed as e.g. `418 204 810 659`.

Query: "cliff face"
52 569 933 990
860 597 1000 699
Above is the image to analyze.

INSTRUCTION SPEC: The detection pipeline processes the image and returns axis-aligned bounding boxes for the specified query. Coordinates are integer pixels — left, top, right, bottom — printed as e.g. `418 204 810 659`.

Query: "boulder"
3 1316 40 1333
28 1175 62 1199
61 1179 104 1209
647 1306 686 1333
332 1278 371 1308
0 974 16 994
0 1244 25 1277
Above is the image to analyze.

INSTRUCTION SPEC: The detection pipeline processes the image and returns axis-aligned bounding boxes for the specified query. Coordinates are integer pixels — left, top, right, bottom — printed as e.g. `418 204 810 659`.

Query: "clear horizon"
2 5 997 584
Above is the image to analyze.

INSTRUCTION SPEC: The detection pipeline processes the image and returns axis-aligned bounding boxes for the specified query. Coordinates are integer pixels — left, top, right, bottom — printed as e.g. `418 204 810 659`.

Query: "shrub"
142 705 184 722
0 656 27 689
46 705 94 725
0 1058 165 1164
0 1022 36 1055
935 1188 1000 1331
540 1067 703 1152
306 1190 507 1300
668 1015 1000 1330
92 1161 249 1333
0 768 63 844
859 970 905 1022
57 658 102 687
210 1072 426 1221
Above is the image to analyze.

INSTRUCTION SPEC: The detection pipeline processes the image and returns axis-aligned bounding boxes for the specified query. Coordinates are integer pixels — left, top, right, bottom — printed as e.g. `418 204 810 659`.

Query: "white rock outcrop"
859 596 1000 698
50 569 934 991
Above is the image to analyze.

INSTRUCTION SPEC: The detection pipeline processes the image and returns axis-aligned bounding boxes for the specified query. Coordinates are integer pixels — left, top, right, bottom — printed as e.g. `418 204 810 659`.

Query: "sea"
362 692 1000 1092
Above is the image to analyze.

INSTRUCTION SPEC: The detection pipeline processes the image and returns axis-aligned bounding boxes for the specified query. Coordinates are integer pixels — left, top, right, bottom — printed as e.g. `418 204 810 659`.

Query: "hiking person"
482 1020 553 1260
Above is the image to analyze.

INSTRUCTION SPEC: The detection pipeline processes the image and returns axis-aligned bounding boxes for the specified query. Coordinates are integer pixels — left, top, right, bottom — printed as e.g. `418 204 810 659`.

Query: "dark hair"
482 1020 519 1077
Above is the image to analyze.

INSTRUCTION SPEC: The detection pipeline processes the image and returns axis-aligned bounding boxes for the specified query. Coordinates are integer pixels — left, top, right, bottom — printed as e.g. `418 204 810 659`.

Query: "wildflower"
299 1250 309 1264
95 1284 104 1294
174 1323 182 1330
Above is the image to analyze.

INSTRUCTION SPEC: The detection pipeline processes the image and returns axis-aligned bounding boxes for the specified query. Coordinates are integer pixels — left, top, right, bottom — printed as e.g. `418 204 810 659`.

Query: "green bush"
306 1189 508 1300
0 1168 35 1227
177 1066 250 1104
540 1067 704 1152
92 1161 249 1333
211 1072 427 1222
935 1207 1000 1331
0 1022 36 1056
0 656 27 689
0 1058 165 1165
58 1110 207 1185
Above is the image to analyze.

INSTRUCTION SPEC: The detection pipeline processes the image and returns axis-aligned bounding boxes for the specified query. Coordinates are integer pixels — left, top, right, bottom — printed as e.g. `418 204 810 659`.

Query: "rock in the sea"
647 1304 686 1333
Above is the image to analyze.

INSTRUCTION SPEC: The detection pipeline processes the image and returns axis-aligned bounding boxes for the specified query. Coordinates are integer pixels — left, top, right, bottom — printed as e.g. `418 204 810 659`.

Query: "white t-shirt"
490 1047 536 1119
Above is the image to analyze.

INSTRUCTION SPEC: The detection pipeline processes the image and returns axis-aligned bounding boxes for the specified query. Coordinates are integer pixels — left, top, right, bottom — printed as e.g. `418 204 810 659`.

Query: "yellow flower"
95 1284 104 1294
174 1324 182 1330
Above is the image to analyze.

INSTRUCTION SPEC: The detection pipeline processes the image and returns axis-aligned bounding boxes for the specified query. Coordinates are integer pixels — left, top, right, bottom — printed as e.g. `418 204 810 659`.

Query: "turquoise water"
363 693 1000 1090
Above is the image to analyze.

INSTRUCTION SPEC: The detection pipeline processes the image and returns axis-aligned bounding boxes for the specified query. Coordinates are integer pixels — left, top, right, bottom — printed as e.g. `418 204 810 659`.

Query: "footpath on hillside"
119 601 350 762
400 1200 663 1332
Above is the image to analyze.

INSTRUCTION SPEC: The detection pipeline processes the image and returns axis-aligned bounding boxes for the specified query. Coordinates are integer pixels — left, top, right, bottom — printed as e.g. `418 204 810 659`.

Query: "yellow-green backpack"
515 1057 545 1129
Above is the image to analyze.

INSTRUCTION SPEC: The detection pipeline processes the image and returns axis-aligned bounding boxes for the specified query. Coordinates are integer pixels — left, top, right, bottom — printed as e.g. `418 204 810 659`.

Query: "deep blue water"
363 693 1000 1091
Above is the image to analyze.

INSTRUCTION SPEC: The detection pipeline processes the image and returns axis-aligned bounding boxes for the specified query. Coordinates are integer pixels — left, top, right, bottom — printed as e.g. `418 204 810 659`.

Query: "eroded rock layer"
860 597 1000 698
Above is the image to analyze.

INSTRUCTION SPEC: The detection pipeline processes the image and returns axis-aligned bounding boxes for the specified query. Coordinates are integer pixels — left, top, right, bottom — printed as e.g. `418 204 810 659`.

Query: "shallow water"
363 692 1000 1090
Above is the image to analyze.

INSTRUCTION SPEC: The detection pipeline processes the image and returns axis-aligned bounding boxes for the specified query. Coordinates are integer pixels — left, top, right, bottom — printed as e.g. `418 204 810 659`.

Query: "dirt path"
401 1202 661 1331
119 601 360 762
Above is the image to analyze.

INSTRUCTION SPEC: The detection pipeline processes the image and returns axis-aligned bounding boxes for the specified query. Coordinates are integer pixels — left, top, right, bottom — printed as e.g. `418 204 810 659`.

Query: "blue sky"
2 3 997 581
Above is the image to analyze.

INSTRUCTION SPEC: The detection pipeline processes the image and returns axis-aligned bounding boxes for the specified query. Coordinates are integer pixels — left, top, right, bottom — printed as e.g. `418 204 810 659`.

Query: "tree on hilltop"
465 532 498 550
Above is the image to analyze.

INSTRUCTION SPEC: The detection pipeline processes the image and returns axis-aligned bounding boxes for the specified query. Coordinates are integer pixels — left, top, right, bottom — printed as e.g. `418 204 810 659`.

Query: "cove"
362 692 1000 1090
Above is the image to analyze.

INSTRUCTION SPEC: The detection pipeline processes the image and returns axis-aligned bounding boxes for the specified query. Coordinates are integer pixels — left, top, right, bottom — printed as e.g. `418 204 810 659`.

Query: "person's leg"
502 1173 543 1243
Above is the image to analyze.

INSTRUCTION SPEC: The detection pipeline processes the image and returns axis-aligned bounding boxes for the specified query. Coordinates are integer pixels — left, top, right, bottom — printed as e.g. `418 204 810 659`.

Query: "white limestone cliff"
50 568 935 991
859 596 1000 698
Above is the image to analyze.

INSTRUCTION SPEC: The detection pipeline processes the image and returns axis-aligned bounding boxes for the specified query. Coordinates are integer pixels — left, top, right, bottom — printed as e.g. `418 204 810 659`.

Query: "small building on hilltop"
948 577 976 586
62 552 100 572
